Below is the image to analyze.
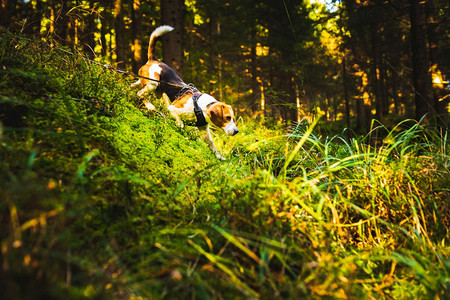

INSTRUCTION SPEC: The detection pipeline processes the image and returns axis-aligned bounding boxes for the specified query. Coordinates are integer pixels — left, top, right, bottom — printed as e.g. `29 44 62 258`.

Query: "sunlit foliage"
1 31 449 299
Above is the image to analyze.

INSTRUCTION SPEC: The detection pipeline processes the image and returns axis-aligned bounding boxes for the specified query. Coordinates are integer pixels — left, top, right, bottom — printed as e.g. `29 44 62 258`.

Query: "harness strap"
193 91 207 127
178 83 216 127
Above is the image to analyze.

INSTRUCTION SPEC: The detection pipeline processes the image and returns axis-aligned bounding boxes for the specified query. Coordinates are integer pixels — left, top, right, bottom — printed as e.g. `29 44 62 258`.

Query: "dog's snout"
224 122 239 136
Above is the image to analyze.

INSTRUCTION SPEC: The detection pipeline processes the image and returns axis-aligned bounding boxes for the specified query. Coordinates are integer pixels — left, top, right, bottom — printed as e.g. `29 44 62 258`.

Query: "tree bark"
425 0 447 127
369 5 383 122
380 59 389 115
250 23 260 113
55 0 68 44
0 0 17 28
131 0 143 73
409 0 433 122
161 0 184 76
356 96 364 132
391 69 400 115
83 0 95 58
342 56 351 129
99 0 110 57
114 0 126 69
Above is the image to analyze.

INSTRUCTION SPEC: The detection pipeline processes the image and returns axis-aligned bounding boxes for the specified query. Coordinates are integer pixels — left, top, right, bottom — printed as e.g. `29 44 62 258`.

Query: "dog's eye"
226 116 232 121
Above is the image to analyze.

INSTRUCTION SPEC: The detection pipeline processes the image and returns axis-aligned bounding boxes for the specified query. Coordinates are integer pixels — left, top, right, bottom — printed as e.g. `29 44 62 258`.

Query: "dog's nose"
232 128 239 136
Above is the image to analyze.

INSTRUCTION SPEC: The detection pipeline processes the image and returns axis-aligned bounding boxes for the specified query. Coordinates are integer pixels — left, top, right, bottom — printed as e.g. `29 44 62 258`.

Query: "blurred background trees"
1 0 448 131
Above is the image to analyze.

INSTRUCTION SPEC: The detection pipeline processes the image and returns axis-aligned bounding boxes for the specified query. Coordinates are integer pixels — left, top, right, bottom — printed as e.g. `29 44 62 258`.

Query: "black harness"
175 83 212 127
192 91 207 127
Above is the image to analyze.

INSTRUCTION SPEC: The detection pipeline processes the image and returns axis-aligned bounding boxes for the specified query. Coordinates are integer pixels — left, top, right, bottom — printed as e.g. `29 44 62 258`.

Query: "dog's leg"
137 82 156 98
167 105 185 127
143 101 156 110
199 126 225 160
130 79 141 89
141 64 162 96
136 81 159 110
137 66 162 109
162 93 171 109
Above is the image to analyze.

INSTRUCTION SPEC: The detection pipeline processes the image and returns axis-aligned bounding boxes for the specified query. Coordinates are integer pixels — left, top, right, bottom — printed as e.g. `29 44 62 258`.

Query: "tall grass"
1 30 449 299
173 117 449 298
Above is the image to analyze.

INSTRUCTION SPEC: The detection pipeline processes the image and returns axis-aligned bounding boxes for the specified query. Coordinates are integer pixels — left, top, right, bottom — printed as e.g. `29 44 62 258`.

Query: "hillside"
1 31 449 299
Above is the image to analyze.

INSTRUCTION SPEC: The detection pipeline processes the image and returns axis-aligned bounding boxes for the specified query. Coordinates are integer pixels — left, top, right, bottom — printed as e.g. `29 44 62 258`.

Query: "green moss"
1 30 449 299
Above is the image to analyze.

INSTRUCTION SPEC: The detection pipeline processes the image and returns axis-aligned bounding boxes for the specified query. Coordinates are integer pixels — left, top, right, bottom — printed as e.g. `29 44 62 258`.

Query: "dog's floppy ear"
208 103 225 128
220 103 224 119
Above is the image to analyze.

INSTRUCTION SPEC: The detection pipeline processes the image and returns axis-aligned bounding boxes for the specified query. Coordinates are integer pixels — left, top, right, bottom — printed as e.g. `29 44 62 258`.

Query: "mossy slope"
1 31 449 299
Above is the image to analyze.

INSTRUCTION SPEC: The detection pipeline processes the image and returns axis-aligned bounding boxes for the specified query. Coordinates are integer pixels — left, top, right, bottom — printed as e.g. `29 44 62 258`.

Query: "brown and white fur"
131 25 238 160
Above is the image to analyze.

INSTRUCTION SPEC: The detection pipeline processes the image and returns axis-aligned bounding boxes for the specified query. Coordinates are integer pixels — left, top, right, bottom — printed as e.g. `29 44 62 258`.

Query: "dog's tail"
148 25 174 61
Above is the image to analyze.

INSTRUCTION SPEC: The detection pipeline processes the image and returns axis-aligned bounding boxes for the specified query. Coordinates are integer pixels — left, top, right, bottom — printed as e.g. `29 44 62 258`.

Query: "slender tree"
161 0 185 75
425 0 448 127
82 0 96 58
114 0 126 69
342 56 351 129
0 0 14 27
369 0 384 122
409 0 434 122
131 0 143 73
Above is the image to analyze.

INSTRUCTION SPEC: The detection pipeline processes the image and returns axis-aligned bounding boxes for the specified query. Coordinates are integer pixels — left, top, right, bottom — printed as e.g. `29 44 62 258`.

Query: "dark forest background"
1 1 449 299
1 0 449 131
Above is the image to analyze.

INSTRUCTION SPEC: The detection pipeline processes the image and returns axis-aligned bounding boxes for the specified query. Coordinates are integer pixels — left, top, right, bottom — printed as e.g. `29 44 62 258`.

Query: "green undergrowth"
1 30 449 299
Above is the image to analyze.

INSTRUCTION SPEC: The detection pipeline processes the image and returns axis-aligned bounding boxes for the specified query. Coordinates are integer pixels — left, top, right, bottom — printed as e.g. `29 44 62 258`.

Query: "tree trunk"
364 94 372 131
161 0 184 76
342 56 351 129
425 0 447 127
250 25 260 113
356 94 372 133
0 0 15 27
29 0 43 35
369 6 383 122
380 59 389 115
356 96 364 132
217 22 223 102
391 68 400 115
131 0 143 73
83 0 95 58
99 0 110 57
408 0 433 122
55 0 68 44
114 0 126 69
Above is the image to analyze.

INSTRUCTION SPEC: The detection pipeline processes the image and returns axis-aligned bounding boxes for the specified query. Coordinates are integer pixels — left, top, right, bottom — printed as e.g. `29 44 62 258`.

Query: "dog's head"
207 102 239 136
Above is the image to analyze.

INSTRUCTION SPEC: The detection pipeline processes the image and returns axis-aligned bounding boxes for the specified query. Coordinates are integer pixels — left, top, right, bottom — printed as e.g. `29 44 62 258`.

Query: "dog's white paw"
144 101 156 111
130 80 141 89
176 120 184 128
137 89 146 98
215 153 226 161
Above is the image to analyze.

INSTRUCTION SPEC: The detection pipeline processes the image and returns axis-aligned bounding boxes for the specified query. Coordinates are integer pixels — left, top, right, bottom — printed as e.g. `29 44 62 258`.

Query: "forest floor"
1 30 449 299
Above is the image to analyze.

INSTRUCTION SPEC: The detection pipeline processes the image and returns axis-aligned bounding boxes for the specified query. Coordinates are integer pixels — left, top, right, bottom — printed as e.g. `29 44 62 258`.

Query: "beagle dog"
131 25 238 160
